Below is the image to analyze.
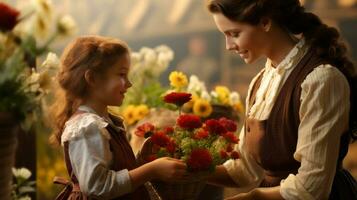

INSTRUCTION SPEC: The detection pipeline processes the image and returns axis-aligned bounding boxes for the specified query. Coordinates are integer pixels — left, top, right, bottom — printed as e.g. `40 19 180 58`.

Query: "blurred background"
4 0 357 199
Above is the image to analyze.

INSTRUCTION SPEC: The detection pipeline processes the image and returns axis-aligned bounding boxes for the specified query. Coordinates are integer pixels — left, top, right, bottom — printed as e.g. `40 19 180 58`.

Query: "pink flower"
0 3 20 32
135 122 155 138
187 149 213 172
163 92 192 107
177 114 202 130
223 132 239 144
204 119 226 135
219 117 237 132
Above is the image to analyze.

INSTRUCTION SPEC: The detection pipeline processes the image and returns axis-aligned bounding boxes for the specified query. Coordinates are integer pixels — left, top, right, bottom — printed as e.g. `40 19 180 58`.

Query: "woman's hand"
149 157 187 181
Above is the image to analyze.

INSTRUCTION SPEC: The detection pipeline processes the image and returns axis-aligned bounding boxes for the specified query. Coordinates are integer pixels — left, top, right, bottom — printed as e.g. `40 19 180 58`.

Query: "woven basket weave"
151 179 206 200
137 138 207 200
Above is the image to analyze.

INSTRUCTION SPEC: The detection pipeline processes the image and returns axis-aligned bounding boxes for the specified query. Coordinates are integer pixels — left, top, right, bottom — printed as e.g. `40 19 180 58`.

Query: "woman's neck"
266 30 298 68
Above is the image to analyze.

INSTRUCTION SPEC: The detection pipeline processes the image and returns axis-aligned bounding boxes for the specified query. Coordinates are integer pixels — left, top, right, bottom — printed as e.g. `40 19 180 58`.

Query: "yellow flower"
193 99 213 118
234 101 245 114
169 71 188 88
122 105 137 125
215 86 230 104
134 104 149 121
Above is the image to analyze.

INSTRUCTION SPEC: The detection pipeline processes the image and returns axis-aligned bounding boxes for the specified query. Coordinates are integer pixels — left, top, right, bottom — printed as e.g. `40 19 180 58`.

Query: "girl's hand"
149 157 187 181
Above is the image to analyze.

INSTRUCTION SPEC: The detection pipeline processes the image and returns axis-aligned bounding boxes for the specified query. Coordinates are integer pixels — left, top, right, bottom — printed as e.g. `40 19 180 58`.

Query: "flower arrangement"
0 1 76 128
168 71 244 119
136 92 240 172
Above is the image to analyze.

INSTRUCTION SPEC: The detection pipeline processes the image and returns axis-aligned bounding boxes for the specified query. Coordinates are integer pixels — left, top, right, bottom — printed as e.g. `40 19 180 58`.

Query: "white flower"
155 45 172 53
41 52 60 70
27 0 54 38
12 167 32 180
57 15 77 36
143 48 157 65
229 92 241 105
210 91 218 98
155 45 174 61
201 91 211 101
130 52 142 65
32 0 53 17
187 75 207 94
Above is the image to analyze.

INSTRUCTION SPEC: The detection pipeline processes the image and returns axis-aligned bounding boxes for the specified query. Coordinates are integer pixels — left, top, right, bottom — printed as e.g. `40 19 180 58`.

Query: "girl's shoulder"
61 112 111 146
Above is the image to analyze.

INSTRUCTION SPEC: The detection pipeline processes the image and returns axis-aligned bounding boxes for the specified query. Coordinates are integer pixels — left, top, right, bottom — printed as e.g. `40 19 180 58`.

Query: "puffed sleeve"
280 64 350 200
62 113 132 199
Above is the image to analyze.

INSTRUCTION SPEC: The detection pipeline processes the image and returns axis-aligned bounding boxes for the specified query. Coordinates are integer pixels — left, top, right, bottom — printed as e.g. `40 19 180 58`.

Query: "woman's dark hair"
207 0 357 141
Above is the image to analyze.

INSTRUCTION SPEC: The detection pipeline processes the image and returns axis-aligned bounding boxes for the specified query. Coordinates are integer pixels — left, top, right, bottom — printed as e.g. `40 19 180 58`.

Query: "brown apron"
245 48 357 198
54 112 150 200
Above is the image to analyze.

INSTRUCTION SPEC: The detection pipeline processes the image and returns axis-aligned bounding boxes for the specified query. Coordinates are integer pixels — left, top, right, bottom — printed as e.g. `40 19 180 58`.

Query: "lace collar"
265 38 307 73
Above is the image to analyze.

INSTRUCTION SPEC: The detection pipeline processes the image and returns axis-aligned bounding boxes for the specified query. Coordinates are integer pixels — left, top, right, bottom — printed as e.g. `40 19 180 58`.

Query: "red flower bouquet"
136 92 240 200
136 92 240 172
136 116 239 171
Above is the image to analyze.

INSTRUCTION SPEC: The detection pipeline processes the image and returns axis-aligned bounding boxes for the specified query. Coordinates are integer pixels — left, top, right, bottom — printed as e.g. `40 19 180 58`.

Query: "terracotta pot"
0 112 19 200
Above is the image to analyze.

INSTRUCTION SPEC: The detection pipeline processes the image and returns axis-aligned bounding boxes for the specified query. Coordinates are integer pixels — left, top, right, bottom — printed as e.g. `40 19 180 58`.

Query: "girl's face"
91 53 132 107
213 13 269 64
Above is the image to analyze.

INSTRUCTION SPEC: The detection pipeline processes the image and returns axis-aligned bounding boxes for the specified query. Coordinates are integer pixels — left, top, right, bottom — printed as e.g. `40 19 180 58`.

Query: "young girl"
50 36 186 199
204 0 357 199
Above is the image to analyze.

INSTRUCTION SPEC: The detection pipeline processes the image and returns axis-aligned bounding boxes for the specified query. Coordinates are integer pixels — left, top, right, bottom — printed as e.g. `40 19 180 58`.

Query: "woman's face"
213 13 269 64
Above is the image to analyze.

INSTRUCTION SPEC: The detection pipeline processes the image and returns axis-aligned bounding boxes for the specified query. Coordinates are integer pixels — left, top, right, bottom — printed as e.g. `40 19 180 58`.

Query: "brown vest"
245 48 348 187
63 113 150 200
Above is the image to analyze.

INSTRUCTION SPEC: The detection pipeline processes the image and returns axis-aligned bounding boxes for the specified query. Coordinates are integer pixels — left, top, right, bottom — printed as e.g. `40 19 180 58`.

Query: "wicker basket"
137 138 207 200
151 179 206 200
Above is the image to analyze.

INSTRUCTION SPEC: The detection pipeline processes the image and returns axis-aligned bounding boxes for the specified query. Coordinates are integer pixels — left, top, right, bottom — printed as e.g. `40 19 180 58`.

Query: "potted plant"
0 1 76 199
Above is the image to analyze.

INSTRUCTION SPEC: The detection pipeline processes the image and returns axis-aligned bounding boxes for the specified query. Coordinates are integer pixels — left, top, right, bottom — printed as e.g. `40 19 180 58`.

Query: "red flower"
219 117 237 132
163 92 192 107
220 150 228 159
223 132 239 144
166 140 176 154
187 149 213 172
146 154 157 162
194 129 209 139
204 119 227 135
0 3 20 32
135 123 155 138
226 144 233 152
151 131 170 147
164 126 174 134
177 114 202 130
231 151 240 159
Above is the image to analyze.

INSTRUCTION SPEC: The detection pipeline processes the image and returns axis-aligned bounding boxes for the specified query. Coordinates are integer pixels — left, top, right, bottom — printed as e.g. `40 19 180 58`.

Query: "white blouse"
224 39 350 200
61 105 132 199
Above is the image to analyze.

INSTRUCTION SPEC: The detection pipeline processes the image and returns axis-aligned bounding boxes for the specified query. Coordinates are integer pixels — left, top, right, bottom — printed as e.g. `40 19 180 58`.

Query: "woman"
205 0 357 199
